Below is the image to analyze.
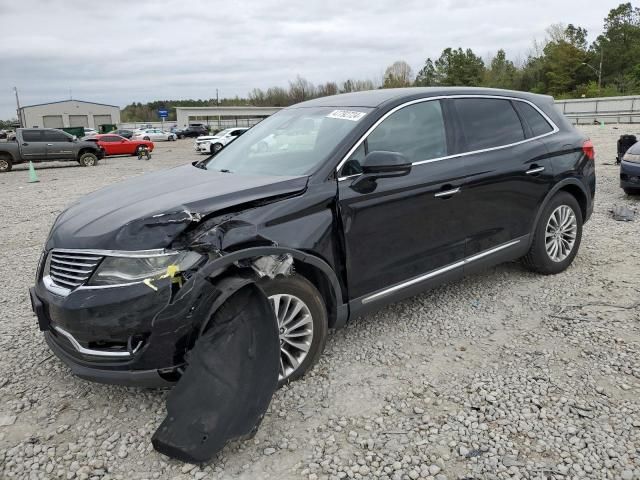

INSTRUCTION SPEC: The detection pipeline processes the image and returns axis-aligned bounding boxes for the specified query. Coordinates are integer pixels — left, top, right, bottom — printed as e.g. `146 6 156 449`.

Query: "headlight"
88 251 202 286
623 152 640 163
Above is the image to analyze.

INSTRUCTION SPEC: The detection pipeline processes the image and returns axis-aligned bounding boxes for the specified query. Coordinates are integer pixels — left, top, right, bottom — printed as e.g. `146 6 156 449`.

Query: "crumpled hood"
46 164 308 251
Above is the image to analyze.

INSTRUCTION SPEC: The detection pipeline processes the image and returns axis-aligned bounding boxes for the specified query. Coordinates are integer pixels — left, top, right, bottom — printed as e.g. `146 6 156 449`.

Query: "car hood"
46 164 308 251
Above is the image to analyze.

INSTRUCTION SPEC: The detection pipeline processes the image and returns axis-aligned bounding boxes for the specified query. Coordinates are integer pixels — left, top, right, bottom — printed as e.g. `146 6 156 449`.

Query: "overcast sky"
0 0 622 118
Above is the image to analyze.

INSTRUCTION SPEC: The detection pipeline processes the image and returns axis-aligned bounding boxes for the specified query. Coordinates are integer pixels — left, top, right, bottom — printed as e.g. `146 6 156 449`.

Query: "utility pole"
14 87 22 127
216 88 220 130
598 47 603 91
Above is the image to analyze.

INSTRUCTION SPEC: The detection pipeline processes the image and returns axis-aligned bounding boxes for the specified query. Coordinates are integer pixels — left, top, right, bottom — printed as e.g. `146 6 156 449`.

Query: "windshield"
211 129 232 137
204 106 371 176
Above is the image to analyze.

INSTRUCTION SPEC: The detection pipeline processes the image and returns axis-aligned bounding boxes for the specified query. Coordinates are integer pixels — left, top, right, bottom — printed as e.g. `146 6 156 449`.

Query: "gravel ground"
0 126 639 480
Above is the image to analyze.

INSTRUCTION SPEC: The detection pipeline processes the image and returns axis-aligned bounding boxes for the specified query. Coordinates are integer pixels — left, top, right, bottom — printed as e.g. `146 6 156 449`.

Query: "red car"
90 134 154 156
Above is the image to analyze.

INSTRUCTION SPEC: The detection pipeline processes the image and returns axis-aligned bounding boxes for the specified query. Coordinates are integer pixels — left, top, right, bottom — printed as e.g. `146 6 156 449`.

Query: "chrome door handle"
526 166 545 175
46 143 53 146
434 187 461 198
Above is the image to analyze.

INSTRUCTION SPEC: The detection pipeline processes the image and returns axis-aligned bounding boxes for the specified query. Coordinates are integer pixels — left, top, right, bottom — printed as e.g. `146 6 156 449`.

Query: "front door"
337 99 467 305
44 129 75 160
20 130 48 161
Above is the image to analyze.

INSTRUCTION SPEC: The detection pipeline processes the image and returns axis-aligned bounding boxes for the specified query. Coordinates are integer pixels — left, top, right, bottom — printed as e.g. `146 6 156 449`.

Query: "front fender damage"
151 279 279 464
144 208 290 464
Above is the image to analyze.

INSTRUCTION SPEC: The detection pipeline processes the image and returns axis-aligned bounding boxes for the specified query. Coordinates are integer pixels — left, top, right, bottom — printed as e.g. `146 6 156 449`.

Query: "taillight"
582 139 595 160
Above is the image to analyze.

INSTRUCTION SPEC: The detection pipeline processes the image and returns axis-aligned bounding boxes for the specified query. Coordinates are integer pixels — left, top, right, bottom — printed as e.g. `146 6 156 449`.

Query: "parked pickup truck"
0 128 105 172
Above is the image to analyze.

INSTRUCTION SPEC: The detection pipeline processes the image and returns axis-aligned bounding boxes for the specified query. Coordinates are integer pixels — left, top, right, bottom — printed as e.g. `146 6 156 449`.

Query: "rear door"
44 129 75 160
337 99 467 304
19 130 48 161
452 97 556 257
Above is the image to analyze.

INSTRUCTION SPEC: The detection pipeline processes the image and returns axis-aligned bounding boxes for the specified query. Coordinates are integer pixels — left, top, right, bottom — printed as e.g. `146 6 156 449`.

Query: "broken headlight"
88 251 203 286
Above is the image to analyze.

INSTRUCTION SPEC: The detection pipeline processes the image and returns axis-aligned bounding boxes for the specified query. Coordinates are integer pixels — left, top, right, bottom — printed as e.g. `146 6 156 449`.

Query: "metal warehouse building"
18 99 121 129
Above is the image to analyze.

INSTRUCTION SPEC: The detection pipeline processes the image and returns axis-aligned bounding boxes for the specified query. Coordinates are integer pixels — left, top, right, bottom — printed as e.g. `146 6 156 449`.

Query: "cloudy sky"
0 0 621 118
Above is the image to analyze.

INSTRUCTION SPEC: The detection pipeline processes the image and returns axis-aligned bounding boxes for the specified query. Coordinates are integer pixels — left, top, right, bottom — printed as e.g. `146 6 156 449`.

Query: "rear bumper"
620 160 640 188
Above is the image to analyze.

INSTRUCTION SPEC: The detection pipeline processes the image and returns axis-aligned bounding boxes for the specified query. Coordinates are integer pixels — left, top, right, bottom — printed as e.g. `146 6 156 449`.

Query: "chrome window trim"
52 325 141 358
336 94 559 181
361 238 521 304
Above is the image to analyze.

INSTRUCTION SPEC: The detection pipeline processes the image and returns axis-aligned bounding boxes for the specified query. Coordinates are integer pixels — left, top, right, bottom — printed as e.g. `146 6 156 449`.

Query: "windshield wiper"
219 169 232 173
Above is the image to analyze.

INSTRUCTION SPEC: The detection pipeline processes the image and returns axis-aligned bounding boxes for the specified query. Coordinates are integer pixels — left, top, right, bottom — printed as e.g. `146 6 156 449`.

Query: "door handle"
46 143 53 146
526 166 545 175
434 187 461 198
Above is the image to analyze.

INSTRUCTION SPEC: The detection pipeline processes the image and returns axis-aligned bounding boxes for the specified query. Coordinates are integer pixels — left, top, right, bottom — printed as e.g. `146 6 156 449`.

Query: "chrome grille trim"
45 250 104 292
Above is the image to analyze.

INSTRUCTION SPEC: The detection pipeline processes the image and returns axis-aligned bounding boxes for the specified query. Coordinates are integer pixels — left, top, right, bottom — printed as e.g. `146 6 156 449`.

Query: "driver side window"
339 100 447 177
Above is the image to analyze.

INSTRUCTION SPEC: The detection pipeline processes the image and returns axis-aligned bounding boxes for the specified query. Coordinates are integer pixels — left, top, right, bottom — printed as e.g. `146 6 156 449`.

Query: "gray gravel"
0 126 639 479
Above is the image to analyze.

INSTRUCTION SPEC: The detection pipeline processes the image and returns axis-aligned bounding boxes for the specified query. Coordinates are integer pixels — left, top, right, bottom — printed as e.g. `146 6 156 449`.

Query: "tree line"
105 2 640 122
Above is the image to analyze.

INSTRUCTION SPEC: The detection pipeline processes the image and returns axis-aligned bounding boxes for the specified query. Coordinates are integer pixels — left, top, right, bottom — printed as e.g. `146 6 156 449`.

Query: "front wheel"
522 191 583 275
212 143 223 154
78 152 98 167
258 275 328 385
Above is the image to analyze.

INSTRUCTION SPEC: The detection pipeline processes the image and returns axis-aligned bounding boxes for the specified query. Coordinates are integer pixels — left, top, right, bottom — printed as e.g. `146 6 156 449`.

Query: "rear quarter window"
514 101 554 137
453 98 525 151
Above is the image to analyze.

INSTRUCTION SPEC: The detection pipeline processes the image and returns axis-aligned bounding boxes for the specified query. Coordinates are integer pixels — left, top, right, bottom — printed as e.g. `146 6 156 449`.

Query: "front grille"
47 250 103 290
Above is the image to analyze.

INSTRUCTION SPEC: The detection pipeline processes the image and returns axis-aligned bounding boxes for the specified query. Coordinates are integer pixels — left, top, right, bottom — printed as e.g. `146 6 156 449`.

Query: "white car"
194 127 248 154
133 129 176 142
83 128 98 137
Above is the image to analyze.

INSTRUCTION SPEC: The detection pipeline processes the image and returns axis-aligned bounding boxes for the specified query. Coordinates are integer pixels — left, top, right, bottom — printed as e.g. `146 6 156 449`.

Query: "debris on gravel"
0 126 639 479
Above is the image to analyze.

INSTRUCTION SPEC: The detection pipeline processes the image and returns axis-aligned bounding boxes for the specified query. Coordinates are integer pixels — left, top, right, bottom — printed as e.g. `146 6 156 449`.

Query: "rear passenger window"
367 100 447 163
454 98 524 150
514 101 554 137
22 130 44 142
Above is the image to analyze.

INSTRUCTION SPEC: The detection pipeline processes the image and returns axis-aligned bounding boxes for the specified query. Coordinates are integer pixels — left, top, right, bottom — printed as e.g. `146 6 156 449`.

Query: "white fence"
555 95 640 124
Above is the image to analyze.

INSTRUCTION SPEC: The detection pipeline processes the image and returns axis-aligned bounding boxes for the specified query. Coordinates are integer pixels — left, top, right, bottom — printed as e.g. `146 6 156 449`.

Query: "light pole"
581 48 603 91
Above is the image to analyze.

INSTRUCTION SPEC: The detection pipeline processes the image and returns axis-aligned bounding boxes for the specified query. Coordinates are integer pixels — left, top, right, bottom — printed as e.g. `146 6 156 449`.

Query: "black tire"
0 155 13 172
143 136 150 141
212 143 223 154
623 187 640 195
78 152 98 167
134 145 146 156
522 191 583 275
258 274 328 385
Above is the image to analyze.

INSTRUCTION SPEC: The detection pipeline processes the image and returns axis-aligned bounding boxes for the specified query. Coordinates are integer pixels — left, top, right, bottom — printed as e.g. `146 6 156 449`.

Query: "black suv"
177 125 208 138
31 87 595 388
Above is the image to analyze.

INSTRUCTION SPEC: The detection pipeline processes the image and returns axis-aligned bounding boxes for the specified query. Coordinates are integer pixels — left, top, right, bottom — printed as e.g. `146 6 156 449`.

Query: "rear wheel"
522 191 582 274
258 275 328 385
0 156 13 172
143 136 150 141
78 152 98 167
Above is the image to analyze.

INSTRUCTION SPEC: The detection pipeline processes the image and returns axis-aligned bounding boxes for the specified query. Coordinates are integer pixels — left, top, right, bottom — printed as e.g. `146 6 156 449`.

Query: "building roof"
21 99 120 110
293 87 552 108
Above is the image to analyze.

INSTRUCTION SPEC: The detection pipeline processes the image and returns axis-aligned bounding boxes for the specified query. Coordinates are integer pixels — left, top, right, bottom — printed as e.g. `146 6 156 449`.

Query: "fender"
528 178 590 248
198 246 349 329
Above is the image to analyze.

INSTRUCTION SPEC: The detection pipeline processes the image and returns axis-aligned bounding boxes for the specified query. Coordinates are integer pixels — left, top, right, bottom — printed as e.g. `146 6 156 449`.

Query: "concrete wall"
555 95 640 124
20 100 121 129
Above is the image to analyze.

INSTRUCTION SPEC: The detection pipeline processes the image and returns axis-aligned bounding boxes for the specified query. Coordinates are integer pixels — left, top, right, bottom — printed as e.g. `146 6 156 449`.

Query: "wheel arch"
529 178 589 248
199 246 347 330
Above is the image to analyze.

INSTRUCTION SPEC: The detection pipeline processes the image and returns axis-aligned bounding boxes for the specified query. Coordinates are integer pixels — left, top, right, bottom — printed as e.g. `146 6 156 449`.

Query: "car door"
337 99 467 305
20 130 48 161
451 97 556 258
44 129 76 160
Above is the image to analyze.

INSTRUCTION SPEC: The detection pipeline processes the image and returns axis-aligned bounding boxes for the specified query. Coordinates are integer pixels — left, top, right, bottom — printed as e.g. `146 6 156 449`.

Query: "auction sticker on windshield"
326 110 367 121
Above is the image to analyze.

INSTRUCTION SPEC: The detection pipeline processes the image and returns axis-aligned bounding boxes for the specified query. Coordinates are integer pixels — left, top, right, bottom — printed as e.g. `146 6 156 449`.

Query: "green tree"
433 48 485 86
484 49 518 89
414 59 437 86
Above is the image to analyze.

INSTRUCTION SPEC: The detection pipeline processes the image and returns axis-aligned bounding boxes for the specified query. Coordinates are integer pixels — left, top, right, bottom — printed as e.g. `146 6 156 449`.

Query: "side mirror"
351 151 411 194
361 151 411 175
72 135 78 141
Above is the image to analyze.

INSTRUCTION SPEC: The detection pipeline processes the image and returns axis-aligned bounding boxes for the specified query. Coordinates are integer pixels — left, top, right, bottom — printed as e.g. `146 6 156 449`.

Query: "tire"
212 143 223 154
258 274 328 385
78 152 98 167
168 135 175 141
135 146 146 156
143 136 150 141
0 155 13 172
623 187 640 195
522 191 583 275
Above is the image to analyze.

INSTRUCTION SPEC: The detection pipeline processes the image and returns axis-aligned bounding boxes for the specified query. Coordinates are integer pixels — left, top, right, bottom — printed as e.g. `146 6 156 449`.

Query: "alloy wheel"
269 294 314 382
545 205 577 262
